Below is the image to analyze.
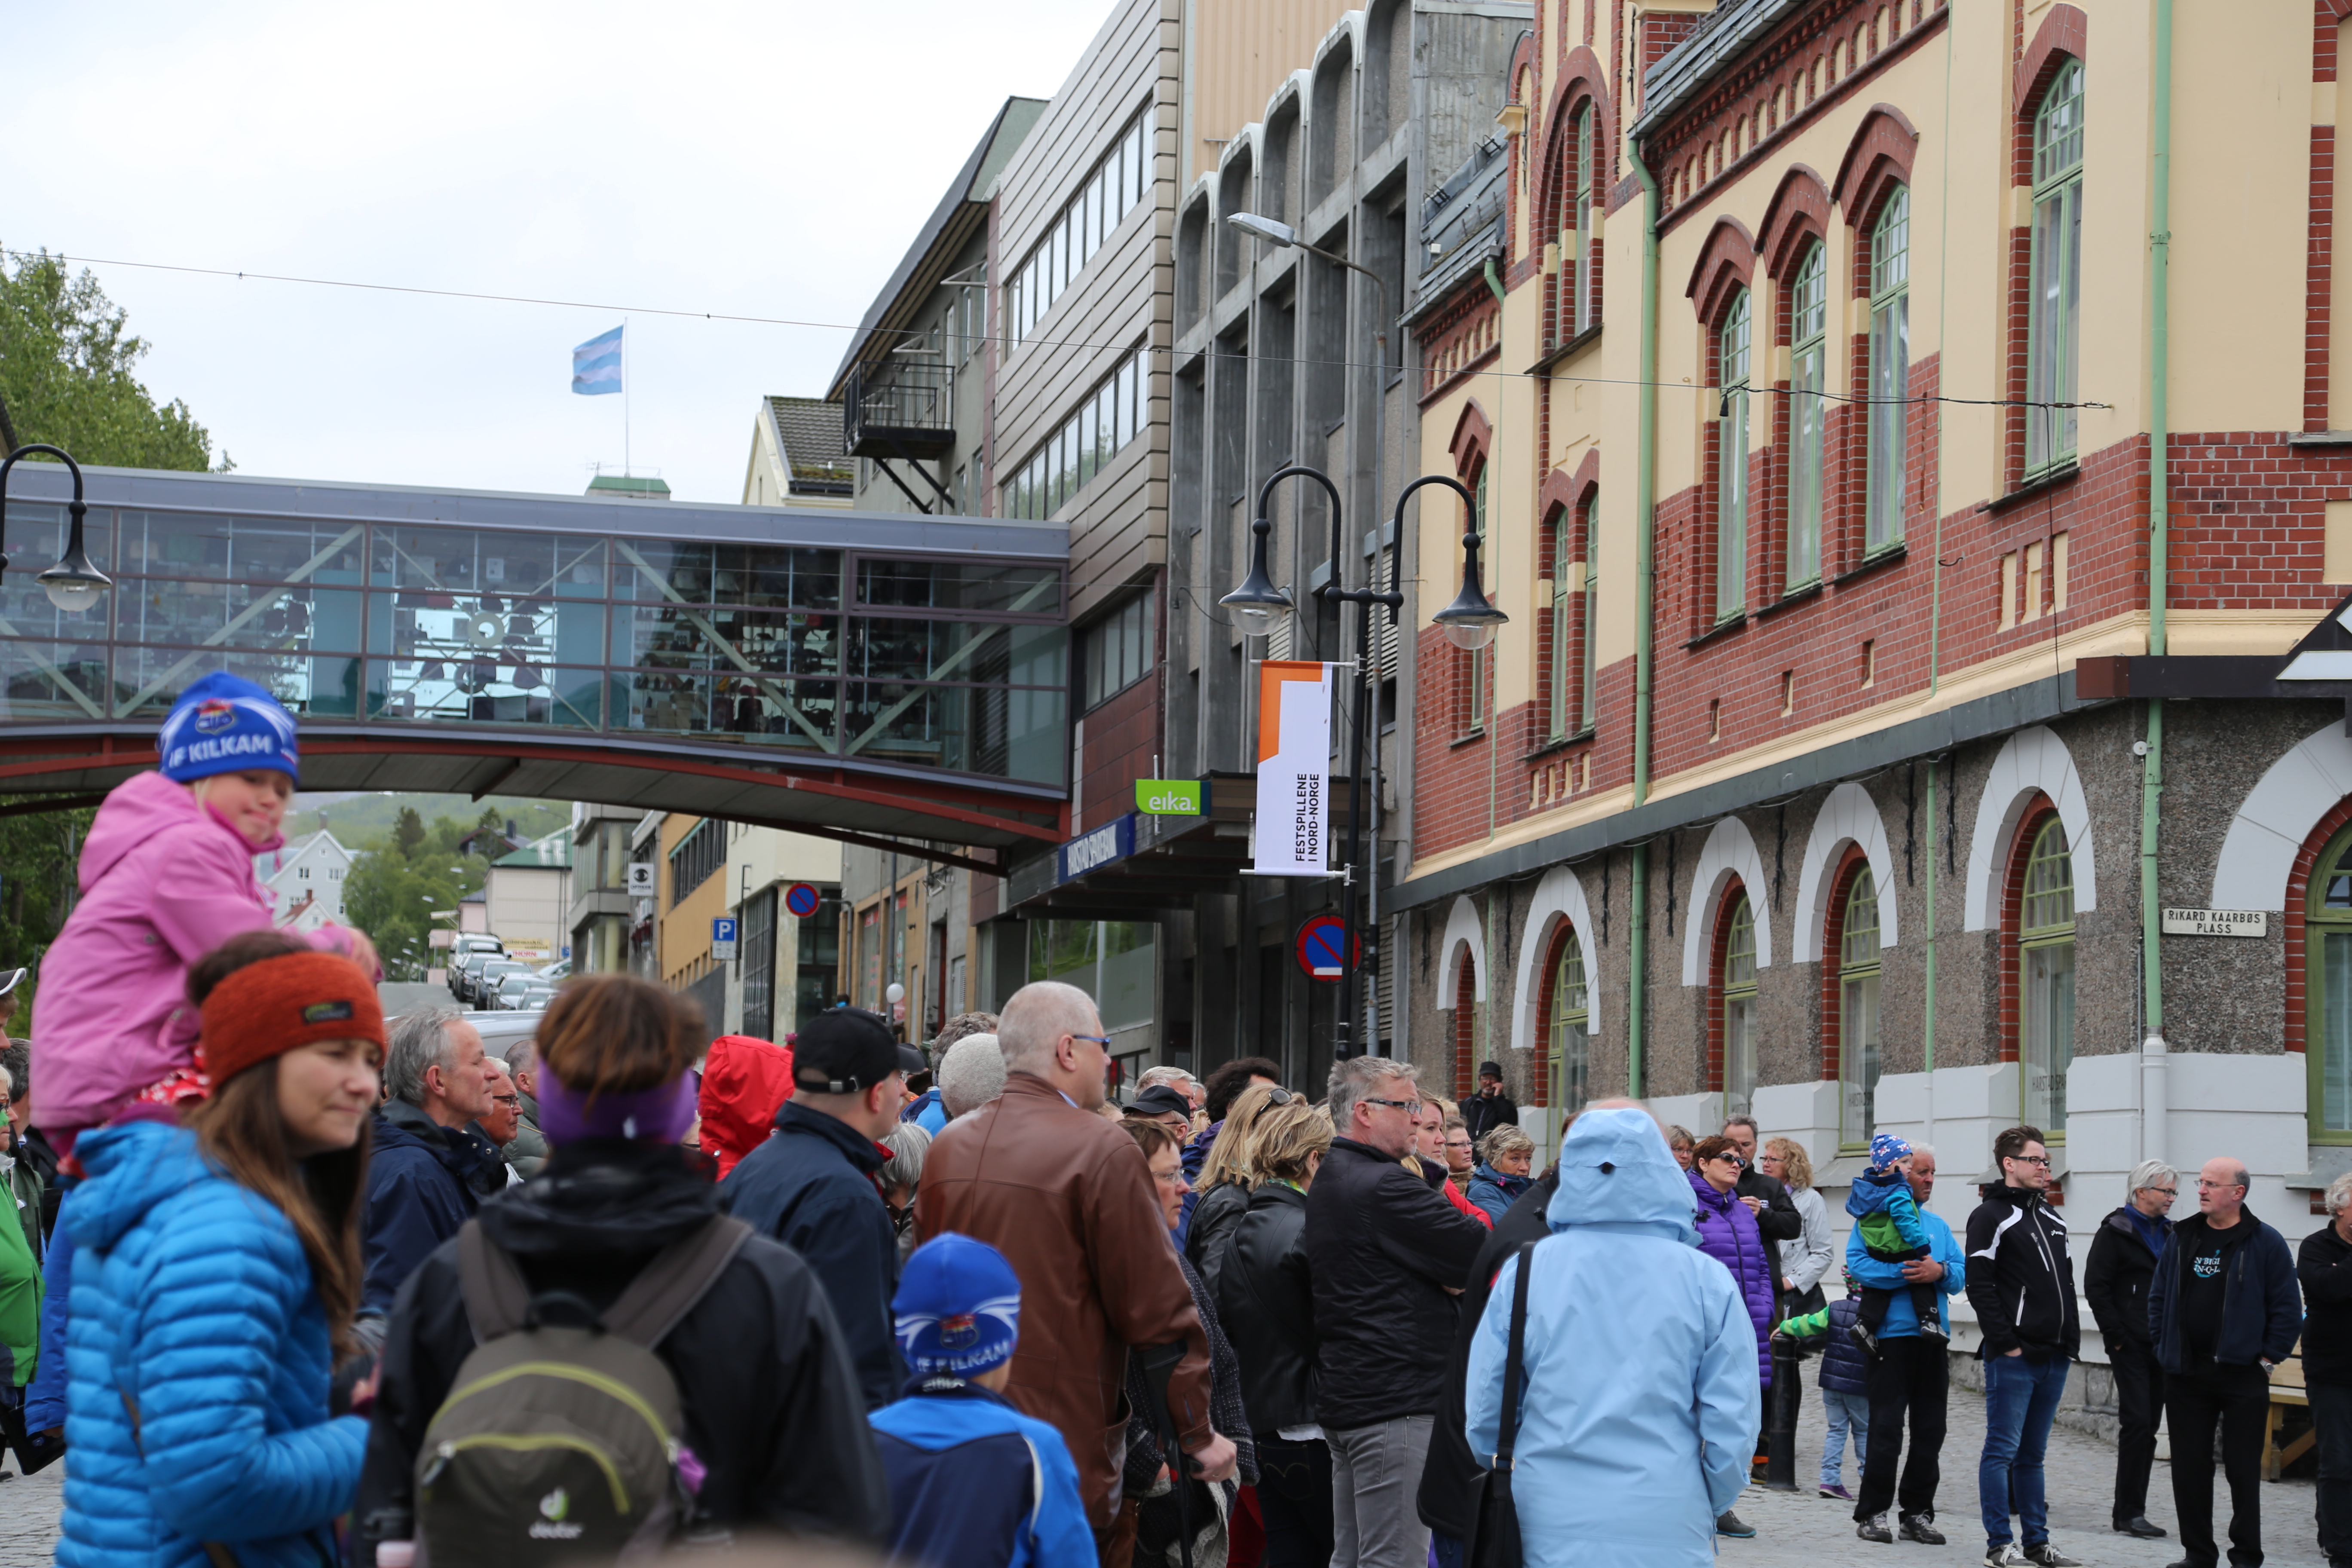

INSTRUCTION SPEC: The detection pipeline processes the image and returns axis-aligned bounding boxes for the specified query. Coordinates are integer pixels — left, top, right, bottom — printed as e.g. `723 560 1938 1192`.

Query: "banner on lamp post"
1252 660 1335 877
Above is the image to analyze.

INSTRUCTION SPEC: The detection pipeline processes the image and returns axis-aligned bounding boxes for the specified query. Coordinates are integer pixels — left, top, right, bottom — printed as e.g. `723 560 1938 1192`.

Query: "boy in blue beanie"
1844 1132 1945 1354
870 1234 1094 1568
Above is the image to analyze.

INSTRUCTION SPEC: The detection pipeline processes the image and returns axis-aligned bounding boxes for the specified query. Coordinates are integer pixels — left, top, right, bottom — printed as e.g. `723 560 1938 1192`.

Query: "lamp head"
34 499 110 616
1224 211 1298 248
1219 555 1295 638
1432 523 1506 652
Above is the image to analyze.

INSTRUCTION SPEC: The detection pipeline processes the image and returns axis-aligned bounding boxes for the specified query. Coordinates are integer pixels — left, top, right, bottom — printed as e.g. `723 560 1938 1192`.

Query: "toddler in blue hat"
869 1235 1095 1568
1844 1132 1946 1354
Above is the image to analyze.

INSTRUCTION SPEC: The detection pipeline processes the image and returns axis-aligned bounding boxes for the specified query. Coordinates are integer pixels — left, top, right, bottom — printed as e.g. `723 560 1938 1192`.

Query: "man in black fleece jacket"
1305 1058 1487 1568
2149 1157 2301 1568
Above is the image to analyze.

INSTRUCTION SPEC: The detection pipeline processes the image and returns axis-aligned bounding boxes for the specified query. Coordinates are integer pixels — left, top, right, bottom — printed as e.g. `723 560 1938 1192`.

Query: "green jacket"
7 1151 40 1264
0 1161 39 1387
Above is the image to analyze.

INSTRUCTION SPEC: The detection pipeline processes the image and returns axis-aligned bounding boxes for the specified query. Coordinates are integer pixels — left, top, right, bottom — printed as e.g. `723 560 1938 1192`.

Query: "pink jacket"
31 770 356 1139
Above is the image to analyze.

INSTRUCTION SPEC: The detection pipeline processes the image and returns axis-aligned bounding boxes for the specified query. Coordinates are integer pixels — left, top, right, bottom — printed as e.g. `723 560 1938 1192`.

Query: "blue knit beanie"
158 672 301 785
894 1234 1022 1376
1869 1132 1914 1172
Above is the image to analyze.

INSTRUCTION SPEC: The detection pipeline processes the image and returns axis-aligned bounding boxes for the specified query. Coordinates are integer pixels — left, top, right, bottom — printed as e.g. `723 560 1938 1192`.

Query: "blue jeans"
1980 1351 2070 1549
1821 1387 1871 1488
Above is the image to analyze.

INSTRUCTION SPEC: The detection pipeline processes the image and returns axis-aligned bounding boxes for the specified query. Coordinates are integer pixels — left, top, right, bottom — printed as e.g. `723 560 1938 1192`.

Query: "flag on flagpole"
572 326 623 395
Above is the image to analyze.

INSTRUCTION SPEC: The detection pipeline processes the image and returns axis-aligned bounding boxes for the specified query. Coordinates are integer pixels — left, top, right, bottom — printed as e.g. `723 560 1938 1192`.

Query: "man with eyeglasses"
2149 1156 2301 1568
474 1060 526 1188
1966 1125 2082 1568
918 981 1237 1567
2082 1159 2179 1540
1305 1056 1488 1568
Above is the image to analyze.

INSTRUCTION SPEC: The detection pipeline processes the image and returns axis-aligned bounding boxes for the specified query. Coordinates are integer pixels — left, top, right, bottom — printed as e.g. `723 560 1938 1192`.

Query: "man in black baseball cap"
722 1006 908 1407
1124 1084 1195 1139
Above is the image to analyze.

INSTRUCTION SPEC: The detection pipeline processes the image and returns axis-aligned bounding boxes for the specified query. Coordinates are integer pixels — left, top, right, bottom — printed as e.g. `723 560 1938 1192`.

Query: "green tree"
0 802 98 1032
342 815 491 983
0 248 226 471
393 806 426 858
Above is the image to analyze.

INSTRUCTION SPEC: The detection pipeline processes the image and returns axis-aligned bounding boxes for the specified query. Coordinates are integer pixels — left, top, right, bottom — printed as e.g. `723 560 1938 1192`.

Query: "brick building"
1394 0 2352 1295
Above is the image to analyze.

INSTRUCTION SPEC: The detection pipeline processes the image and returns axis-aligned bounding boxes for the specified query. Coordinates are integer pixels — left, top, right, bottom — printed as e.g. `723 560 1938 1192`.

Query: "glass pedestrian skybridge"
0 465 1070 865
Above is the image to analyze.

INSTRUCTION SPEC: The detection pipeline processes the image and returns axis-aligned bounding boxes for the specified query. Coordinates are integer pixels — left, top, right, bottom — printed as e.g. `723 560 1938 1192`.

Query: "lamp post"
0 444 113 614
1225 212 1390 370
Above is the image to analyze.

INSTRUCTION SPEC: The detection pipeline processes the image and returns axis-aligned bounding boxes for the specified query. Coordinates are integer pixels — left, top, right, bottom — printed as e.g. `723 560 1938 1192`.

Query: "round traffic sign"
1295 915 1356 982
784 882 822 919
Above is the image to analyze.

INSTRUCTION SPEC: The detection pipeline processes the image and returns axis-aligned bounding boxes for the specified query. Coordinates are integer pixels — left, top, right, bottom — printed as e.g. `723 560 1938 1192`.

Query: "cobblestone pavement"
1723 1376 2325 1568
0 1445 63 1567
0 1380 2329 1567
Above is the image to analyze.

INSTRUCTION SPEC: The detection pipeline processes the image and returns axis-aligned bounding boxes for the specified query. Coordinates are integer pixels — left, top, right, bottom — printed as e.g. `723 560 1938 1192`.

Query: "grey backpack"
414 1213 750 1566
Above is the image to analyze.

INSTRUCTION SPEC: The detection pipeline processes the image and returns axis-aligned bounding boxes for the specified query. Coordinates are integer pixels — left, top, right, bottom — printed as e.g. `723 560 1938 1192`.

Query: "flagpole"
623 318 631 477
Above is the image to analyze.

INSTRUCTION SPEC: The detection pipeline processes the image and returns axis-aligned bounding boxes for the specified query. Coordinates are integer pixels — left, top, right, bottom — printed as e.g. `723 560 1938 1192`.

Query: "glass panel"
1841 971 1881 1146
610 604 836 675
1100 921 1156 1029
608 669 836 748
1724 896 1756 987
1868 292 1910 548
0 638 111 720
849 619 1035 686
2327 861 2352 909
0 503 113 631
2328 930 2352 1132
2034 61 2085 185
1724 995 1756 1118
1717 292 1750 617
111 646 365 720
2022 819 2075 932
1842 867 1880 966
118 512 360 585
1790 342 1825 587
370 527 603 597
2022 939 2076 1131
113 578 364 653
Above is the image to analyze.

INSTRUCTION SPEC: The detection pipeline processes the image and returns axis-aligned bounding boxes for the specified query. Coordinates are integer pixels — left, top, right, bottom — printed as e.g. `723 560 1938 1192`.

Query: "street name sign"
2159 907 2266 937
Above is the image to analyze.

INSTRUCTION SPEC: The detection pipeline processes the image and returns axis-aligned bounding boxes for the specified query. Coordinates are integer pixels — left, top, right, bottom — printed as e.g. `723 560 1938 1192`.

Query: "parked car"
517 982 557 1011
446 948 491 1000
467 958 529 1007
533 959 571 982
492 973 538 1010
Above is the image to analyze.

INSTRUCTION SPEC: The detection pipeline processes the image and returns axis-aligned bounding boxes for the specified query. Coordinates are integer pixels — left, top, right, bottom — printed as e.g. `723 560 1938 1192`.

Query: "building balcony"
844 361 956 459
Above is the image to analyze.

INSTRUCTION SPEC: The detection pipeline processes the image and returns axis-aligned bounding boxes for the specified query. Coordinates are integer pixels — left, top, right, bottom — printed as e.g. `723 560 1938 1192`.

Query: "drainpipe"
2139 0 2175 1166
1628 135 1663 1097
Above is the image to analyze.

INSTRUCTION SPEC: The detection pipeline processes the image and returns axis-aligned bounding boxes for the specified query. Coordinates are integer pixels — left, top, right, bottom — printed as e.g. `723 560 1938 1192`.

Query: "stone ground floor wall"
1397 695 2349 1365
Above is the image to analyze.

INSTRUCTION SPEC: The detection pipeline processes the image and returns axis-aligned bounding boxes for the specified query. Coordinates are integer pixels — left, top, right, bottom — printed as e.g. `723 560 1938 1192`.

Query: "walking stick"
1136 1341 1198 1568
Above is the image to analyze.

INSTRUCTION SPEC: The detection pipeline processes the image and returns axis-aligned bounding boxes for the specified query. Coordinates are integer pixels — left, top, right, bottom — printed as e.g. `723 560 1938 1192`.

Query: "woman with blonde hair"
1184 1079 1290 1293
1760 1136 1834 1315
1217 1098 1337 1567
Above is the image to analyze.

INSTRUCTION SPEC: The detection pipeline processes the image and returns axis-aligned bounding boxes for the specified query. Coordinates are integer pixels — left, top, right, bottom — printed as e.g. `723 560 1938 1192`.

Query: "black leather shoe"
1900 1513 1948 1545
2114 1517 2168 1540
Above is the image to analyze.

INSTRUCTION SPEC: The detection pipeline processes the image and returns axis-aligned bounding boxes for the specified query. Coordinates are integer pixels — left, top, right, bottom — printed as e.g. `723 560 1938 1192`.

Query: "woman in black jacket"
1184 1081 1289 1297
2082 1160 2177 1540
1216 1096 1334 1568
355 976 891 1559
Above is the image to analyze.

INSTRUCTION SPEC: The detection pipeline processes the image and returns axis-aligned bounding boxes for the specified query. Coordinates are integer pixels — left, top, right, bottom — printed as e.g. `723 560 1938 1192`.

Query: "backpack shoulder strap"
1493 1240 1539 1470
600 1214 754 1348
456 1218 533 1343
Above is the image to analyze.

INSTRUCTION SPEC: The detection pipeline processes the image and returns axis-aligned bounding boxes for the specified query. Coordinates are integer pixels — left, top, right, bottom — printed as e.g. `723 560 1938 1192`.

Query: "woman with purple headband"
352 975 892 1556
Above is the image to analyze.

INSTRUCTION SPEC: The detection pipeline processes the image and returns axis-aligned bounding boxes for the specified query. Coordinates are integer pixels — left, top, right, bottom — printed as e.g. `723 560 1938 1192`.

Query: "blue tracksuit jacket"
870 1376 1095 1568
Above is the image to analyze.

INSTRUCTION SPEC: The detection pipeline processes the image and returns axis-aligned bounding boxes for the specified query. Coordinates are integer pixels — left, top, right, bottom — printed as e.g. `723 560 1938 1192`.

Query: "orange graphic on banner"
1257 660 1327 763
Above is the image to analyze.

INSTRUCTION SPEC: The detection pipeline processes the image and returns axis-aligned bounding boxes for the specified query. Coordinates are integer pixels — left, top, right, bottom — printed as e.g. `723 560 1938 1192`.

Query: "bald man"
2148 1156 2303 1568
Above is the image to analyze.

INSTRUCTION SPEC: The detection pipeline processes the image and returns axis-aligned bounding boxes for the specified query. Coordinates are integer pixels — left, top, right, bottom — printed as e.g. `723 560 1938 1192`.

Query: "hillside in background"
287 793 573 848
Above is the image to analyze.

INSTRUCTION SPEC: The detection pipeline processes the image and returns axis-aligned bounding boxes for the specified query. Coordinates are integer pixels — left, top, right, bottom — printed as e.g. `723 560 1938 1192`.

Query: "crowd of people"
3 671 2350 1568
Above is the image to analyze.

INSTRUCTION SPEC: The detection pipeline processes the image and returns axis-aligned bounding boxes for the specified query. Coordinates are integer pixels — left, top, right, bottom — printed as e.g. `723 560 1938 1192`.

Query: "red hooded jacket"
698 1034 795 1179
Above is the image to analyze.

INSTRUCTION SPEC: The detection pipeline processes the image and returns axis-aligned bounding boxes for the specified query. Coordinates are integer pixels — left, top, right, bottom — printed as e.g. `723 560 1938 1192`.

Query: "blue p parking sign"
712 916 738 961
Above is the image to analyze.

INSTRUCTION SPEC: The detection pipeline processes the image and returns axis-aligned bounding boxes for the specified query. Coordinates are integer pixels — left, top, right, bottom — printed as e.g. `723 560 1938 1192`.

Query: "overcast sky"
1 2 1108 503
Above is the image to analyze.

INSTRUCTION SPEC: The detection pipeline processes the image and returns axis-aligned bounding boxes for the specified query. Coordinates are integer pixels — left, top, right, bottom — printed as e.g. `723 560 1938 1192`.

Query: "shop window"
1787 244 1827 590
1716 291 1752 622
1716 891 1758 1117
1866 188 1911 549
1838 865 1882 1149
2027 62 2084 475
2018 816 2076 1132
2307 825 2352 1142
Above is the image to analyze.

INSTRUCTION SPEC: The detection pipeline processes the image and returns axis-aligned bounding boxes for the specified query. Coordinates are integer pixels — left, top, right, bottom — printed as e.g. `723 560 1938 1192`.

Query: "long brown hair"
181 931 372 1352
537 974 701 1097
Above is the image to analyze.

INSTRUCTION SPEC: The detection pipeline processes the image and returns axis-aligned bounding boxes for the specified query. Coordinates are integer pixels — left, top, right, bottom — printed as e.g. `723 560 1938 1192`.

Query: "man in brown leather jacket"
919 980 1239 1566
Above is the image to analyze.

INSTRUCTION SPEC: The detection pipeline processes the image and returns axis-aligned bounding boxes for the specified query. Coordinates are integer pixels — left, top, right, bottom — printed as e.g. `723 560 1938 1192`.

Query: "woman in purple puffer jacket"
1689 1135 1776 1384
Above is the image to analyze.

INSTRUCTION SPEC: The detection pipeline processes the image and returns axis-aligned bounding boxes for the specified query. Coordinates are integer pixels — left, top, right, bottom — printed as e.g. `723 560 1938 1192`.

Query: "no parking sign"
1295 915 1356 982
784 883 822 919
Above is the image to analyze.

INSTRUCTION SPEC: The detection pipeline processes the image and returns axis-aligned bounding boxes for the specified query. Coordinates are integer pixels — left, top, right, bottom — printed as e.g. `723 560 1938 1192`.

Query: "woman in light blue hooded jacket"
1466 1105 1761 1568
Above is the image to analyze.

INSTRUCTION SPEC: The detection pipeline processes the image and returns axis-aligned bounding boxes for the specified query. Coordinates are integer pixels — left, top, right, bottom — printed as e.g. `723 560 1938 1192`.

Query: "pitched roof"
493 831 574 870
768 396 854 495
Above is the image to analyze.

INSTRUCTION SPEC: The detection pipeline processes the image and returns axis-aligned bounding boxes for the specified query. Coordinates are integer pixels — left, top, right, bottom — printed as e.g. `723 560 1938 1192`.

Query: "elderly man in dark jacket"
1721 1113 1803 1244
2149 1156 2303 1568
1306 1057 1488 1568
721 1006 907 1409
2083 1159 2178 1540
362 1009 503 1315
2299 1173 2352 1567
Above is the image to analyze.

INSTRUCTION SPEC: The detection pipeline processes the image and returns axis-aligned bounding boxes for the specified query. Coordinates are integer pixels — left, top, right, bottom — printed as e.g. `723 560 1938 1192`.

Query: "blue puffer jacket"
1818 1296 1870 1395
1467 1162 1533 1222
1688 1168 1775 1385
58 1120 364 1568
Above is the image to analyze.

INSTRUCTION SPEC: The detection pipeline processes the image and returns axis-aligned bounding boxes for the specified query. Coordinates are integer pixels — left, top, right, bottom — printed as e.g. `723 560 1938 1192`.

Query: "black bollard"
1764 1332 1803 1491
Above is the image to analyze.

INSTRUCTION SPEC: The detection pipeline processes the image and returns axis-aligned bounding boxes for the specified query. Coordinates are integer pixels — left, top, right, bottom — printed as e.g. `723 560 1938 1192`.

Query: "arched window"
1549 925 1590 1116
1867 188 1911 549
2018 816 2076 1131
1787 244 1828 590
2306 825 2352 1142
1718 891 1759 1116
1716 291 1752 622
1571 104 1597 337
1578 491 1599 731
1453 950 1479 1097
1838 865 1882 1148
2027 61 2084 475
1546 505 1572 742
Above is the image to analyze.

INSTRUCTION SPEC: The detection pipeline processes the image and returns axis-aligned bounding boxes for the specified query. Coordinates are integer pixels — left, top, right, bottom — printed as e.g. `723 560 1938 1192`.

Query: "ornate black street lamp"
0 444 113 614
